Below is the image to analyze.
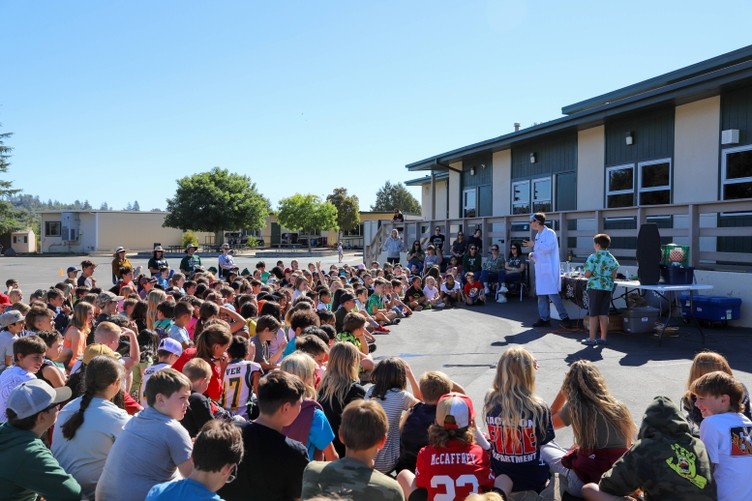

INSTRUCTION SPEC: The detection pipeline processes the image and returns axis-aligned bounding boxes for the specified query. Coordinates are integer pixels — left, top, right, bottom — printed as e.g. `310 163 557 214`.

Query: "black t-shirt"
218 421 309 501
334 306 349 333
147 257 168 275
397 402 437 473
431 234 446 253
318 382 366 458
405 285 425 302
180 391 214 438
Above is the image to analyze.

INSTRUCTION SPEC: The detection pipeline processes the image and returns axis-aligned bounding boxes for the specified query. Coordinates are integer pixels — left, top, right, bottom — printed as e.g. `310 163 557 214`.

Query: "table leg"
688 290 707 344
655 291 670 346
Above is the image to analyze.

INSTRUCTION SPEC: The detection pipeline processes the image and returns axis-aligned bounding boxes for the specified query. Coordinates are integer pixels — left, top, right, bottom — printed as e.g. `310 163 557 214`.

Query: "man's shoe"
499 285 509 293
484 287 490 295
374 325 390 333
532 319 551 327
581 338 597 346
496 296 507 303
561 317 573 329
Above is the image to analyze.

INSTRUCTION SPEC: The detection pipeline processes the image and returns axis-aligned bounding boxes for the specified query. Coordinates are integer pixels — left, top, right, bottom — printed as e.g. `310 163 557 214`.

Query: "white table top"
613 280 714 292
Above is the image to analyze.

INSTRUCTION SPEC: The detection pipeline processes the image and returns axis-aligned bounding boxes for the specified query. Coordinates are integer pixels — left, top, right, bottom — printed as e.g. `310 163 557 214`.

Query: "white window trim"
463 188 477 217
511 180 530 214
638 158 672 206
721 144 752 216
532 176 553 212
606 164 635 207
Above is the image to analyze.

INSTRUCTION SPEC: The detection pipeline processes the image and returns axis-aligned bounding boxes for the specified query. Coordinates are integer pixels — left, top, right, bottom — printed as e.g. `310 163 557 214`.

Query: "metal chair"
495 268 527 302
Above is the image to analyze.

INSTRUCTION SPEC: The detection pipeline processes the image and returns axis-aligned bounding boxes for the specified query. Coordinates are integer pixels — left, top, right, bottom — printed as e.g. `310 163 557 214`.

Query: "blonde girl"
280 352 338 461
146 289 166 330
422 276 444 308
316 342 366 457
61 301 94 369
682 351 752 436
484 347 554 494
545 360 636 496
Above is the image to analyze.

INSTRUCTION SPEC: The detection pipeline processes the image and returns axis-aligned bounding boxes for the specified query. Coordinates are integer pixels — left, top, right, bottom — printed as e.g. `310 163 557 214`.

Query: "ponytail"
61 356 123 440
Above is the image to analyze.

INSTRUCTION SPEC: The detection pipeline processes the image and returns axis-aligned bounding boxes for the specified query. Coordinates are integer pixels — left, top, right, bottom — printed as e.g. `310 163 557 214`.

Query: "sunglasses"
469 247 477 250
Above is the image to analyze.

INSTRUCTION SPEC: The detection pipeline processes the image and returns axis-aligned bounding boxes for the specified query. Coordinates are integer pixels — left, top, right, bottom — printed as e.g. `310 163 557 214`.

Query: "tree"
125 202 132 211
326 187 360 243
277 194 338 252
132 200 140 211
0 125 24 235
99 202 110 210
370 181 421 214
164 167 269 245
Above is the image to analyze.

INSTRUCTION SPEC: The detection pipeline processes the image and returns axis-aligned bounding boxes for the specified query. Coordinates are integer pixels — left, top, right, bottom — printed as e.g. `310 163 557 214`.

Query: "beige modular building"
38 210 212 254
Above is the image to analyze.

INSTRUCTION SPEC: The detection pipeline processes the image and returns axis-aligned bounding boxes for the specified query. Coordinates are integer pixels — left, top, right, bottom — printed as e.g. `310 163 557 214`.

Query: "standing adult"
217 244 236 280
523 213 572 328
431 226 445 256
337 242 344 263
382 229 405 266
111 247 131 285
147 246 168 276
466 229 483 254
180 244 203 275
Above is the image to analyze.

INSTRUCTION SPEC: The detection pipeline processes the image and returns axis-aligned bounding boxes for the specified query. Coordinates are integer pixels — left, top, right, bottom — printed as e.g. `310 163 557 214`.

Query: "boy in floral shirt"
581 233 619 346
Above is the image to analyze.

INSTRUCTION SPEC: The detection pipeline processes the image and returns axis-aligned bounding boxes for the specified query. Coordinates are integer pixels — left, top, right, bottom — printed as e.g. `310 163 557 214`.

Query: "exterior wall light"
626 132 634 145
530 153 536 164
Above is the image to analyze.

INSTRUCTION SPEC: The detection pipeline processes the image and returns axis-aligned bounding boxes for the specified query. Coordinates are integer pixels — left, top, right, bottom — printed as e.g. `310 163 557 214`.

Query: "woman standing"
382 229 406 265
147 246 168 276
111 246 132 284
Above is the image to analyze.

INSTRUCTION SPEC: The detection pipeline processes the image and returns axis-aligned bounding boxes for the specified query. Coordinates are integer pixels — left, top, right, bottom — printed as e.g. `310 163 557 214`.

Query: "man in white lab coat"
522 213 572 328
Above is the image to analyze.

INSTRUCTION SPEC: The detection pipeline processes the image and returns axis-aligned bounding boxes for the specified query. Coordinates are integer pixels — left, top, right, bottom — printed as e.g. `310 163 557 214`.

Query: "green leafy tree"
132 200 140 211
326 187 360 242
164 167 269 245
277 194 338 251
370 181 421 214
0 125 24 235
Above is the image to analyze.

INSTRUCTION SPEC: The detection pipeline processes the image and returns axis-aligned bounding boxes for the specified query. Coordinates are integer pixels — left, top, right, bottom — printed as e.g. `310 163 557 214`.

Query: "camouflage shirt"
583 249 620 291
301 457 405 501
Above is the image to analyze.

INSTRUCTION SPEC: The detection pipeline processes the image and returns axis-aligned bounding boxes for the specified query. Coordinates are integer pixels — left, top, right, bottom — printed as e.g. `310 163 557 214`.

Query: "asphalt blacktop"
3 253 751 449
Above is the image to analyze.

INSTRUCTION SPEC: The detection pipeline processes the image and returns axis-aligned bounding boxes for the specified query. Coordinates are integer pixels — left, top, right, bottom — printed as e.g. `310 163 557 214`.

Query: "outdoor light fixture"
530 153 536 164
625 132 633 145
470 166 476 176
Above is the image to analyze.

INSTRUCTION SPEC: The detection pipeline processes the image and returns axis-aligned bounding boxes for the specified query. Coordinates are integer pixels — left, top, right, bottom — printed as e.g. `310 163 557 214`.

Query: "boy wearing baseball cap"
0 379 81 501
139 338 183 407
0 310 26 374
397 393 495 500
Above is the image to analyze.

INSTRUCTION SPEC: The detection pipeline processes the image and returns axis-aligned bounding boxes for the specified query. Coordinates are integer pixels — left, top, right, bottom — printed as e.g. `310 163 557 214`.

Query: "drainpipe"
94 212 99 253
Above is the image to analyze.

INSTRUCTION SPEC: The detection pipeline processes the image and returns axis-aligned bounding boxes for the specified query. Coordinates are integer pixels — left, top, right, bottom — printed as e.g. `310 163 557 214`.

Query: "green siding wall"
721 84 752 148
605 107 675 166
462 153 492 188
511 134 577 179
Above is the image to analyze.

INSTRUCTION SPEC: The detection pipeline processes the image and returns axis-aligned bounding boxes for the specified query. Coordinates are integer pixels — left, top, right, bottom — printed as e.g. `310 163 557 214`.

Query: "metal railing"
365 199 752 271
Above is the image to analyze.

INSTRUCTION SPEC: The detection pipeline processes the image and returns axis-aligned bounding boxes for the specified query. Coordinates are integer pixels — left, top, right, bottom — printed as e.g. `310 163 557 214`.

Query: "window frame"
638 158 672 206
463 188 477 217
722 144 752 201
45 221 62 237
605 164 635 208
532 176 553 214
511 180 531 215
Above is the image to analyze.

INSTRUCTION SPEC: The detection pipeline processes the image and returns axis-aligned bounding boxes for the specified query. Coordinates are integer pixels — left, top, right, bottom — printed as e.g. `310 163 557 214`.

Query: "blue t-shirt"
146 478 221 501
168 324 190 344
485 404 555 493
307 408 335 460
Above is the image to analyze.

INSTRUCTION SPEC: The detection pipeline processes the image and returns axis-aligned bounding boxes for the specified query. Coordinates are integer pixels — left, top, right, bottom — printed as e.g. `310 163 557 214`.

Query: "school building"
385 44 752 326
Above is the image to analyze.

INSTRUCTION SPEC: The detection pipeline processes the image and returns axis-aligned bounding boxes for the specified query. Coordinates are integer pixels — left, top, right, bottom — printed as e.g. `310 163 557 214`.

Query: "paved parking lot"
3 253 750 448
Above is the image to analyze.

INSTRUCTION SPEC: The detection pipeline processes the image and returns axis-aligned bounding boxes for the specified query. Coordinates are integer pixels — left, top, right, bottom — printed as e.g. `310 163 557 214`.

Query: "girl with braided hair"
52 355 131 500
544 360 636 497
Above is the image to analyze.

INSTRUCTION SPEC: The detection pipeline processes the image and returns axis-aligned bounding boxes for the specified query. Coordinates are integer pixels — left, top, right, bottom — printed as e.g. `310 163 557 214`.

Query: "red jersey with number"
415 441 494 500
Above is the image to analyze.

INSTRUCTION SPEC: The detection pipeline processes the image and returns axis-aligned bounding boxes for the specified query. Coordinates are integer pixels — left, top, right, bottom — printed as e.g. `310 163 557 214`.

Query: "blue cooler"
680 294 741 322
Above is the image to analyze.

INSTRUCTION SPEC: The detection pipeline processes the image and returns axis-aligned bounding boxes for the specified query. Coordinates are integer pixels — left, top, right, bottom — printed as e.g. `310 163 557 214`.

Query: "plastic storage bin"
660 265 695 284
680 294 742 323
621 307 660 334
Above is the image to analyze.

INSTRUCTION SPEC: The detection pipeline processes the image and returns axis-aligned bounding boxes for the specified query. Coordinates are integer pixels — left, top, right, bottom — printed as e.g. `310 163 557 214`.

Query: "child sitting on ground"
0 335 47 422
168 301 194 350
464 272 486 306
97 368 194 501
440 273 463 308
397 393 494 500
180 358 220 438
139 338 183 407
222 335 262 420
336 312 375 373
691 371 751 501
423 276 444 308
301 400 405 500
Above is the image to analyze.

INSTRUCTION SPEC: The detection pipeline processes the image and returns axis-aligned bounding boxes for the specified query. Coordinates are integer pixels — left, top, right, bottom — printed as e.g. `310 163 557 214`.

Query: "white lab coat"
529 226 561 295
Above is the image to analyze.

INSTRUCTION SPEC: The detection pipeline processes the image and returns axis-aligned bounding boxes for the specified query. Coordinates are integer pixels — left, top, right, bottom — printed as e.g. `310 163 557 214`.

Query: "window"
638 159 671 205
45 221 61 237
463 188 476 217
512 181 530 214
606 165 634 208
533 177 552 213
722 145 752 200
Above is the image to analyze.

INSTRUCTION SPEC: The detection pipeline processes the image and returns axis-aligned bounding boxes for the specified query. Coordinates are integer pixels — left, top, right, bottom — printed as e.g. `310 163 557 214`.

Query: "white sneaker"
496 295 507 303
484 287 490 295
499 285 509 293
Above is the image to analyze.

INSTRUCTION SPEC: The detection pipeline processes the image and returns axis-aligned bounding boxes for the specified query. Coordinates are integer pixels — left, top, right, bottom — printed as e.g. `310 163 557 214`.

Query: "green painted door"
271 223 281 246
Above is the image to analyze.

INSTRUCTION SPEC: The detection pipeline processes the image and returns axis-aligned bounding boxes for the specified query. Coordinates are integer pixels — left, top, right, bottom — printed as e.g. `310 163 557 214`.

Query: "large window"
638 159 671 205
606 165 634 208
512 181 530 214
45 221 61 237
463 188 476 217
532 177 552 213
722 145 752 200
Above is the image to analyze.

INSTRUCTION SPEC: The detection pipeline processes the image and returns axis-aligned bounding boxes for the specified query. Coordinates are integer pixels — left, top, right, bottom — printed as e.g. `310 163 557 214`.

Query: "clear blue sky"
2 1 752 212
